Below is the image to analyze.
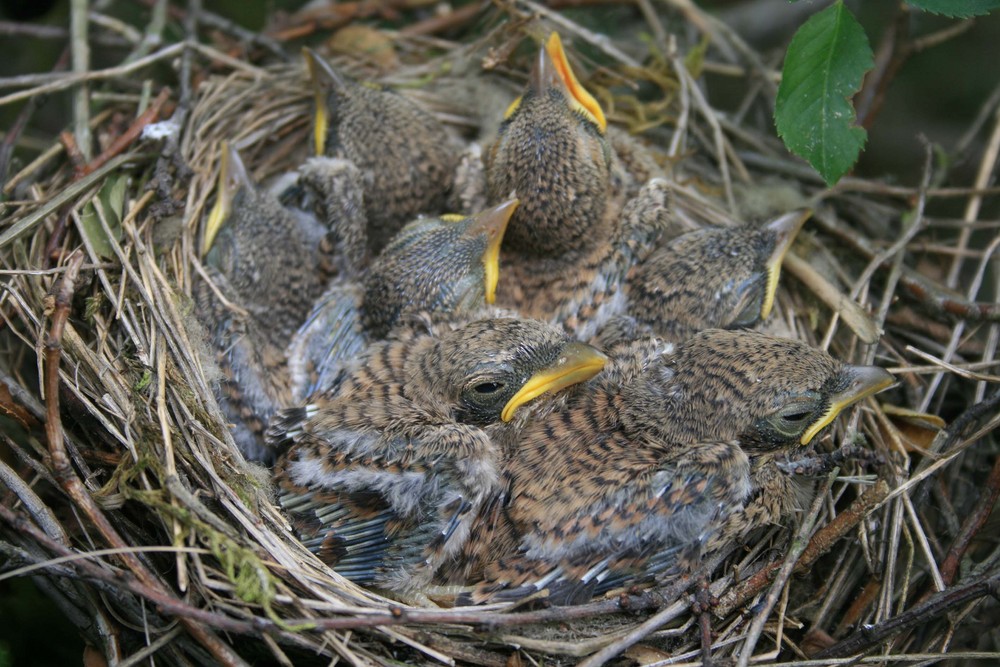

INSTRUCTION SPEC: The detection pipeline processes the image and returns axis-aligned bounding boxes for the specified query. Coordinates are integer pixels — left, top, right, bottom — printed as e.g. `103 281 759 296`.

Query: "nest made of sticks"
2 3 999 665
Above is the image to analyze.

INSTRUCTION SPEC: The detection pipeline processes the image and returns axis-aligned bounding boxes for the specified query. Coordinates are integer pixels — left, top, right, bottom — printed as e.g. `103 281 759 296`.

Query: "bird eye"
780 410 812 424
458 374 516 425
760 396 821 441
728 280 765 328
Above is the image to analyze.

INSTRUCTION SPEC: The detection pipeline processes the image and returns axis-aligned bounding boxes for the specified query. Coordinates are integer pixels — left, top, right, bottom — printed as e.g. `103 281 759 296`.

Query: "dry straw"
1 2 999 665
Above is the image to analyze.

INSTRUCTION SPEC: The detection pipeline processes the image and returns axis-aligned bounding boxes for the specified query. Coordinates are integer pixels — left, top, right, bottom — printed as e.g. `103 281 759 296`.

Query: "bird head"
304 47 459 251
202 142 254 256
361 200 519 337
304 47 357 158
518 32 606 132
636 329 894 449
629 210 811 340
486 32 613 257
427 318 608 426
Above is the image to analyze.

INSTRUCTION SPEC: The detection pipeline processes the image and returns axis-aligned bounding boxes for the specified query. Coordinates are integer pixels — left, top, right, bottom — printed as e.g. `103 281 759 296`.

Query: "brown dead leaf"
625 644 674 665
83 644 109 667
800 628 837 657
327 26 399 71
882 403 946 452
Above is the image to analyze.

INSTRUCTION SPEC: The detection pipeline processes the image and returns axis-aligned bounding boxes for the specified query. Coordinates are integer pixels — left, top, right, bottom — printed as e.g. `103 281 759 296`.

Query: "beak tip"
499 342 607 421
799 364 895 446
848 365 896 394
767 209 812 244
531 44 560 93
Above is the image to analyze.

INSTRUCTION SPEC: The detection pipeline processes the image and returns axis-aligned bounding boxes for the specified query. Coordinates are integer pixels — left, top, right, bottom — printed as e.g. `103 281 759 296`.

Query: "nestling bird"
593 209 811 346
485 36 812 343
269 317 609 594
306 49 462 254
196 143 329 462
486 32 617 258
463 329 894 604
287 199 518 400
484 35 675 337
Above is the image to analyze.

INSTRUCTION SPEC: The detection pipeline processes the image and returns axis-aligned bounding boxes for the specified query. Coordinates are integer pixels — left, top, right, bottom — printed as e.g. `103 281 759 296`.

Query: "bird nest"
2 4 999 666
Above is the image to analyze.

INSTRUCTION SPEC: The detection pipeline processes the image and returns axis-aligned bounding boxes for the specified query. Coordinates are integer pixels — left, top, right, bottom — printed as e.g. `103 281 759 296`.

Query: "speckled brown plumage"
268 317 607 593
498 167 806 344
195 145 328 462
462 329 894 604
286 200 518 400
596 209 810 346
500 176 673 340
485 36 618 258
484 36 673 338
308 50 461 253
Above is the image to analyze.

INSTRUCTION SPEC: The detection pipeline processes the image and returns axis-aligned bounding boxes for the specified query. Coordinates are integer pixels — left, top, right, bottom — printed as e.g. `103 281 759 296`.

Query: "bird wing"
195 268 290 464
286 281 367 401
275 420 500 591
467 439 750 605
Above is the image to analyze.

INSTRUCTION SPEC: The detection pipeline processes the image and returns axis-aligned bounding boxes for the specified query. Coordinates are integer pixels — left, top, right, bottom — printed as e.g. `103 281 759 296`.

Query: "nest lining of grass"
1 3 999 666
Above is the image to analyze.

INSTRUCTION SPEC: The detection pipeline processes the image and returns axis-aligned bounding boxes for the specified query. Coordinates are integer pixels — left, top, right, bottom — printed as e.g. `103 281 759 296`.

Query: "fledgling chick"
287 199 518 400
269 317 608 594
306 49 461 254
484 35 673 334
464 330 894 604
486 32 615 258
591 209 811 346
196 144 329 462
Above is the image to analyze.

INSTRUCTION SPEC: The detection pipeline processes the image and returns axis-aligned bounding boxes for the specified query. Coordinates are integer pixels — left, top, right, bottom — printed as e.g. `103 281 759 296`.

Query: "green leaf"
906 0 1000 17
684 37 710 79
79 174 127 259
775 1 874 185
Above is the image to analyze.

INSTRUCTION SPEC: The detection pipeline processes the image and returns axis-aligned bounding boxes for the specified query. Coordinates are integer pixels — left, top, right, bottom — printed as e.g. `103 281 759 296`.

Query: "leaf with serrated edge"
775 1 874 185
907 0 999 17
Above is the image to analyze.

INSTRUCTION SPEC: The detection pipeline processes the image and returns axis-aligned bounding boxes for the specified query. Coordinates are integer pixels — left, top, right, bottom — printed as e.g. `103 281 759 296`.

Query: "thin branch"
947 106 1000 287
41 252 249 666
71 0 93 161
937 454 1000 588
735 471 837 667
0 42 185 105
811 212 1000 322
715 480 890 618
814 570 1000 659
574 551 731 667
80 86 171 177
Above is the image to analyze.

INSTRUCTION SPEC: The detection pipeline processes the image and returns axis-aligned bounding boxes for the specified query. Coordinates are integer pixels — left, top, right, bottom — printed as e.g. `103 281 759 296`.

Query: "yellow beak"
760 209 811 320
501 342 608 422
800 365 896 445
530 32 607 132
202 142 251 255
463 198 518 305
304 47 348 157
